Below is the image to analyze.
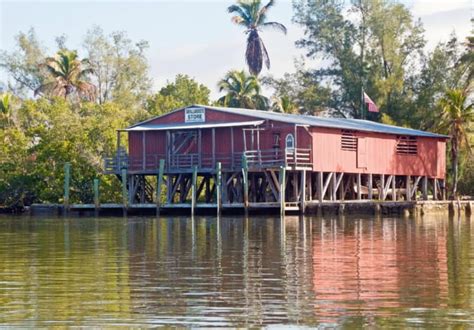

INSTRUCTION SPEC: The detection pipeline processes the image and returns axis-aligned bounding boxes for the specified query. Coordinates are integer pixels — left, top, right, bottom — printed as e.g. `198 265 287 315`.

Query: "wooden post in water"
357 173 362 200
317 171 323 203
242 155 249 216
392 175 397 201
191 166 197 216
300 170 306 214
422 176 428 201
156 159 165 216
121 169 128 212
63 162 71 212
216 162 222 216
279 166 286 216
93 178 100 213
368 174 373 200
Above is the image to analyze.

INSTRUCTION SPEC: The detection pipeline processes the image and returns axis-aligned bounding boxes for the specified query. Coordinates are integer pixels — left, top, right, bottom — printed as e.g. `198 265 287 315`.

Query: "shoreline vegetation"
0 0 472 211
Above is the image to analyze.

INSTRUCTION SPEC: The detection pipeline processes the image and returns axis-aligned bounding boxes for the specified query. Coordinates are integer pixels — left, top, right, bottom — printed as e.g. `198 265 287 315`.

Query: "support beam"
93 178 100 212
321 172 333 201
317 171 323 203
242 155 249 216
156 159 165 215
422 176 428 201
279 166 286 216
121 168 128 209
406 175 411 201
191 166 197 216
380 174 385 201
63 162 71 212
265 171 279 201
216 162 222 216
300 170 306 214
368 174 373 200
357 173 362 200
392 175 396 201
433 178 438 200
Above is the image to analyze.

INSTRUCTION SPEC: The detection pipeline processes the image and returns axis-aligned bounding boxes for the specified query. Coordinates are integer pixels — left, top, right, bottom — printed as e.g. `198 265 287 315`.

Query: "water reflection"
0 215 472 327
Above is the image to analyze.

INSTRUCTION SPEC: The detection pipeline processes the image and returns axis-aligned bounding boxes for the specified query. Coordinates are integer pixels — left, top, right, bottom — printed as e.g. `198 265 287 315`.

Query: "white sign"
185 107 206 123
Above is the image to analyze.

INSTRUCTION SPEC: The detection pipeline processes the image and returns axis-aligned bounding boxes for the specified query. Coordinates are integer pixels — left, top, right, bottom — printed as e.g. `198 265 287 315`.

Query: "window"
341 130 357 151
397 136 418 155
285 134 295 149
273 133 281 147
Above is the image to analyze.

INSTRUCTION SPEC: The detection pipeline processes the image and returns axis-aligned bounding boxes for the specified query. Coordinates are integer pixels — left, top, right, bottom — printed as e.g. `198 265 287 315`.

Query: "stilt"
191 166 197 216
380 174 385 201
156 159 165 215
357 173 362 200
300 170 306 214
392 175 396 201
317 171 323 203
279 166 286 216
63 162 71 213
121 169 127 213
422 176 428 201
406 175 411 201
93 178 100 214
368 174 373 200
216 162 222 216
242 155 249 216
433 178 438 200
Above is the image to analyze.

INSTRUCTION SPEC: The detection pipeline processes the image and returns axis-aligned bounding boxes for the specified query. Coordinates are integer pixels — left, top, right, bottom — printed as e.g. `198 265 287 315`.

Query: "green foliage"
228 0 287 76
146 74 211 116
437 89 473 197
0 28 46 96
83 26 152 109
217 70 269 109
263 65 332 115
0 98 135 208
293 0 425 119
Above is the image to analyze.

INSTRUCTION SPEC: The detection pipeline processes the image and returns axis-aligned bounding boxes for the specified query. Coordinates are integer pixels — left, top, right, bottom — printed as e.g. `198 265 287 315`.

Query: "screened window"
396 136 418 155
285 134 295 149
341 130 357 151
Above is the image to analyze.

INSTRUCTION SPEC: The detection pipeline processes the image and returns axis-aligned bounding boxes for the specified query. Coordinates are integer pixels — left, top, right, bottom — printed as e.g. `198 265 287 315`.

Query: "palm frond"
261 21 287 34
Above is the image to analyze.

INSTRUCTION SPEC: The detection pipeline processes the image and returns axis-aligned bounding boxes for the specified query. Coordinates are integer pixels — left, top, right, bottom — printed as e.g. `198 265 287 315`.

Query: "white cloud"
408 0 471 16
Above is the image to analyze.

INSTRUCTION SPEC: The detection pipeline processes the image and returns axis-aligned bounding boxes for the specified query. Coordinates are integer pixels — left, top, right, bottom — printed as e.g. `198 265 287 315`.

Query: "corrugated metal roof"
201 105 448 138
125 120 264 131
130 104 448 138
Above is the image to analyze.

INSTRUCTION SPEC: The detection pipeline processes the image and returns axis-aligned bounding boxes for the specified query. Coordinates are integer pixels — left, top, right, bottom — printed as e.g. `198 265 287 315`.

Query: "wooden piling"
422 176 428 201
368 174 373 200
216 162 222 216
93 178 100 211
191 166 197 216
242 155 249 216
63 162 71 212
121 169 128 210
392 175 396 201
279 166 286 216
406 175 412 201
300 170 306 214
357 173 362 200
317 171 323 203
156 159 165 215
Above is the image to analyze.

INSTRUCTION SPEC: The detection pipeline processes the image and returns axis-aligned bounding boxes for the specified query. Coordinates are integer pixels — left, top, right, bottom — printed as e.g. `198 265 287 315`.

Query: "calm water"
0 215 472 327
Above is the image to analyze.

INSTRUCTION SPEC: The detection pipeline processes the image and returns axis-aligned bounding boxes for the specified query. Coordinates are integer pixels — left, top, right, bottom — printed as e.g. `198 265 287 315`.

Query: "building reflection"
311 216 450 324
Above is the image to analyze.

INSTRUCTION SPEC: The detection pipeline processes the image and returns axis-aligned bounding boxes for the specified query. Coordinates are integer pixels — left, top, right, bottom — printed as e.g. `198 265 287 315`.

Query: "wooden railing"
103 148 312 174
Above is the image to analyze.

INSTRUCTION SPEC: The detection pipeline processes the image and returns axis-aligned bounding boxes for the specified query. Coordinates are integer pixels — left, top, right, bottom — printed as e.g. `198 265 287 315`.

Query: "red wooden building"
104 105 447 212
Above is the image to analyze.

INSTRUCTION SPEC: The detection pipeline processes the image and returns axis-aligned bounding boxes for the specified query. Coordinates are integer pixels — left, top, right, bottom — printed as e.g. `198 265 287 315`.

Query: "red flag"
363 92 379 113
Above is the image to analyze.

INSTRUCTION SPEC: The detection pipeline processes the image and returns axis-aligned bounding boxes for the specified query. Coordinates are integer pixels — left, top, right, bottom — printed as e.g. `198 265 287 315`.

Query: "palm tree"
217 70 269 109
271 95 298 113
437 89 473 197
228 0 287 76
35 49 96 101
0 93 12 126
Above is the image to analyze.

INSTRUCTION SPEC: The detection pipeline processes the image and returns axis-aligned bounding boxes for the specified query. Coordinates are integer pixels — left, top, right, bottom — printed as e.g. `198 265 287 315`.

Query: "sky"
0 0 472 98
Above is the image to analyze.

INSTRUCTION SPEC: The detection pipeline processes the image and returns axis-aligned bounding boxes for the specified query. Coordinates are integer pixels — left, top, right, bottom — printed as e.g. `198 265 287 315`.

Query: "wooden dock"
29 200 473 217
